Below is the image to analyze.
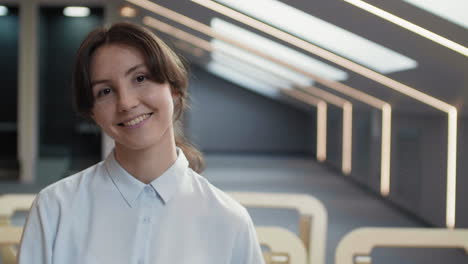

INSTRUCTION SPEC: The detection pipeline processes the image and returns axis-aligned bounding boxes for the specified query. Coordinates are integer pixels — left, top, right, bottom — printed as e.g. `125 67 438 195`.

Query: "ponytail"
174 122 205 173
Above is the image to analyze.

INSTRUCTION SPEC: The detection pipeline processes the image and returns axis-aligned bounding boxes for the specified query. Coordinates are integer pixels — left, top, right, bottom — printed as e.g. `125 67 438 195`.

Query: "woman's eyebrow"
125 64 145 76
91 64 146 87
91 79 110 87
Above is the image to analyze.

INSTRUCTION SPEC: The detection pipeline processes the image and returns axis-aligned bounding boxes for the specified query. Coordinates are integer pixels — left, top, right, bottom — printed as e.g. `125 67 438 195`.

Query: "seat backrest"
335 227 468 264
257 226 307 264
228 192 327 264
0 194 36 225
0 225 22 246
0 226 23 264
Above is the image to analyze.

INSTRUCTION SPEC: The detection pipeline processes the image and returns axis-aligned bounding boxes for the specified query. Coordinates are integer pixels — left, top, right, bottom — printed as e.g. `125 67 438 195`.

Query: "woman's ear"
171 90 182 104
89 112 95 122
171 89 181 97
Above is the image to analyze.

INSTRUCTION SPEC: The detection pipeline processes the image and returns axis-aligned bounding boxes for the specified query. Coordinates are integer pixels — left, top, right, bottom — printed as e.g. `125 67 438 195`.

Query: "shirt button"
144 186 152 193
143 216 151 224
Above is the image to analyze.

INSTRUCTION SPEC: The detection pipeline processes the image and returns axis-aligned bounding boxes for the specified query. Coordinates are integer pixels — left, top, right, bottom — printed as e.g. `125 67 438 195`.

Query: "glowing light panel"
0 6 8 16
207 61 280 98
212 18 348 82
402 0 468 29
212 40 313 87
212 52 295 90
120 6 137 17
342 0 468 57
213 0 417 73
63 6 90 17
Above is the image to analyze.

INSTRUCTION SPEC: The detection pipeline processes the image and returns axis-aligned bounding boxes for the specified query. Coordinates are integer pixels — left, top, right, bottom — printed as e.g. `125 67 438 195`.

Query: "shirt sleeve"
230 210 265 264
17 191 57 264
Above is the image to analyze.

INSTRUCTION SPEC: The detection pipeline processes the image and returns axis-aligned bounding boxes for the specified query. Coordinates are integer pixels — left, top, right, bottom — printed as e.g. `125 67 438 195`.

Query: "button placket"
137 186 155 264
142 186 152 222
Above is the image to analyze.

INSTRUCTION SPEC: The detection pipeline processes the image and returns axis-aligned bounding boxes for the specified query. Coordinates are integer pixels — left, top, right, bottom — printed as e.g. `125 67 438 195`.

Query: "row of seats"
1 193 467 264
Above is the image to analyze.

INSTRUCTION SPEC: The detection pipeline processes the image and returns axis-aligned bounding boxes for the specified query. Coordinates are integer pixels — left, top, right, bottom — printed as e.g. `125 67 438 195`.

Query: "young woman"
18 22 264 264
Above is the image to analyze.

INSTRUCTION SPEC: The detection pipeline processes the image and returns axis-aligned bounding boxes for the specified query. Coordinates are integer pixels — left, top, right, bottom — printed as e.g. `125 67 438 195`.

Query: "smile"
118 113 153 127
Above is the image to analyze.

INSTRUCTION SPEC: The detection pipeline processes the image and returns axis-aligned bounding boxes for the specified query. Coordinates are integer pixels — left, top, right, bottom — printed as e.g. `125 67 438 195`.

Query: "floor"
1 154 467 264
203 154 468 264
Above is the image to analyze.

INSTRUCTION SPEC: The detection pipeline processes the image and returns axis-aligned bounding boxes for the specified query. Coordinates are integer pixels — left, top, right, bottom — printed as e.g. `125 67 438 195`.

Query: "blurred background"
0 0 467 263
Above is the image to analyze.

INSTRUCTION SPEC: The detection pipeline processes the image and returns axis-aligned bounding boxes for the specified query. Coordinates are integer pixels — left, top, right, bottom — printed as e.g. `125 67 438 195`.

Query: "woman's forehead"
90 44 147 78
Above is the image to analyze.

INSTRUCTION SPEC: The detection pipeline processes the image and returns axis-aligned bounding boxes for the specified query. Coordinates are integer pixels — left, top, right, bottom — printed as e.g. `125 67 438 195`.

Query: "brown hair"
72 22 205 173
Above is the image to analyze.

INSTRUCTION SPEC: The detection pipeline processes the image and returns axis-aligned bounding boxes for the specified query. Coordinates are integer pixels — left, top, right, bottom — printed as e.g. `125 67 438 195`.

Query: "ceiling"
118 0 468 115
3 0 468 115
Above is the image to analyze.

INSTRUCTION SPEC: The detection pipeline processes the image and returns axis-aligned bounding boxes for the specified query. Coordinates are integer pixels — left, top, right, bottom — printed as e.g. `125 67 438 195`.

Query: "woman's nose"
116 88 139 112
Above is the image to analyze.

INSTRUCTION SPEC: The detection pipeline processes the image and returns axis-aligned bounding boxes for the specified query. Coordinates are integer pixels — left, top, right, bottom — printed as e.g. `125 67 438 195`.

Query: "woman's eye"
136 75 147 83
97 88 112 98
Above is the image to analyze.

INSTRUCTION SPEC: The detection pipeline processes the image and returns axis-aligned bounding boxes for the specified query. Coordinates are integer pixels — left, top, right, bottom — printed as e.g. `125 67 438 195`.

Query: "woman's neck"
114 129 178 184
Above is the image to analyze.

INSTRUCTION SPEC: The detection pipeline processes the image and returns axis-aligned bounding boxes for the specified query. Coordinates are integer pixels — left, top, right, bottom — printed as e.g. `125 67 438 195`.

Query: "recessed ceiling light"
402 0 468 29
63 6 90 17
212 40 313 86
212 0 418 73
120 6 137 18
211 18 348 82
206 61 281 98
0 6 8 16
211 51 295 89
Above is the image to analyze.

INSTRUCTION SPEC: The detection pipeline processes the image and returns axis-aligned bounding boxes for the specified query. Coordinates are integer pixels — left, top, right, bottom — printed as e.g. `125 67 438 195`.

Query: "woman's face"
89 44 175 151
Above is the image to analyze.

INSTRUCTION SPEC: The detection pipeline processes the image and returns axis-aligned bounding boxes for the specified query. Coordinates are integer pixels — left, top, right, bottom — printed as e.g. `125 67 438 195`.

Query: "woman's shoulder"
187 169 251 223
36 161 105 206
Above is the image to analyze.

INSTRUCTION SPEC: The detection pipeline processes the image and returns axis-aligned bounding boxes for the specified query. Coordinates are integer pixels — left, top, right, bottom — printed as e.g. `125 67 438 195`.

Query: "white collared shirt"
18 148 264 264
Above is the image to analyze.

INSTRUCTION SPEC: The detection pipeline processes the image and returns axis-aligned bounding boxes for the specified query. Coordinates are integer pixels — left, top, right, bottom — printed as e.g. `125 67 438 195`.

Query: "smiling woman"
17 22 264 264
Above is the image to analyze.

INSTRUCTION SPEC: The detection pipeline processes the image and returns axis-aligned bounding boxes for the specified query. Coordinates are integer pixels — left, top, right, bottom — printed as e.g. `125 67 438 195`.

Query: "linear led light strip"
136 2 390 198
172 40 206 58
157 15 353 173
342 0 468 57
282 88 328 163
143 17 329 164
133 1 392 231
158 0 389 194
298 86 353 175
189 0 459 229
143 16 353 176
129 0 389 189
190 0 459 109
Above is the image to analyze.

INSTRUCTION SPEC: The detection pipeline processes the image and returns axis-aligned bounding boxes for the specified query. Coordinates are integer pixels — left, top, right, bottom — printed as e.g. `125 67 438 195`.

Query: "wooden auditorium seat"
0 194 36 225
257 226 307 264
335 227 468 264
0 226 23 264
228 192 328 264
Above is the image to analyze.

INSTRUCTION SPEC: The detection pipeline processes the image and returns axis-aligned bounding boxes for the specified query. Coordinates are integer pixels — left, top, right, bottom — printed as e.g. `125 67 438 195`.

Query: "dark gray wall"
349 107 382 191
325 106 343 170
340 108 460 227
39 7 103 171
185 64 468 227
0 6 18 160
186 65 316 156
389 112 448 226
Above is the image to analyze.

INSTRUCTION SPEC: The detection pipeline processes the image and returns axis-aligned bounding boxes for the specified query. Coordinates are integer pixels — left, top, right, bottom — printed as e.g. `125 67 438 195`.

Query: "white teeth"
123 114 150 127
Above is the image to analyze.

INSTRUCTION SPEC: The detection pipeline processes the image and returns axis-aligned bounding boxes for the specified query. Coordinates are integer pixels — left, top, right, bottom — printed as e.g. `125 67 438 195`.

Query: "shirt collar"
104 147 190 207
149 148 189 204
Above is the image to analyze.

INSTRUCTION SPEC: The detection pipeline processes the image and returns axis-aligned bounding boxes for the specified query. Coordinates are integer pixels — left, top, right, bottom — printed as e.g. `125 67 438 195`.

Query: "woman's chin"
115 137 163 152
